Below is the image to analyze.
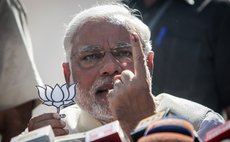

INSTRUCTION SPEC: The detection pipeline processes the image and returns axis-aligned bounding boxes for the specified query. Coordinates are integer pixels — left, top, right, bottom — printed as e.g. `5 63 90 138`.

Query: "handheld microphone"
138 116 197 142
205 120 230 142
10 125 55 142
85 120 130 142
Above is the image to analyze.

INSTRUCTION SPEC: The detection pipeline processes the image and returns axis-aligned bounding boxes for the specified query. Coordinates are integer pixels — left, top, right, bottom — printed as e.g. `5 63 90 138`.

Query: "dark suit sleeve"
213 1 230 109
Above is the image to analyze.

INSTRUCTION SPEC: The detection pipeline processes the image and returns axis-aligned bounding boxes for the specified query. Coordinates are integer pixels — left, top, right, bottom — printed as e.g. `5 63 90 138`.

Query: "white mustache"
89 76 114 95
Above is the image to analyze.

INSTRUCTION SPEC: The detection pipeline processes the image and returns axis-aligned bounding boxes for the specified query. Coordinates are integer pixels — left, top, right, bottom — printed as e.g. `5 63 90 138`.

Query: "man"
0 0 42 141
122 0 230 119
27 4 224 141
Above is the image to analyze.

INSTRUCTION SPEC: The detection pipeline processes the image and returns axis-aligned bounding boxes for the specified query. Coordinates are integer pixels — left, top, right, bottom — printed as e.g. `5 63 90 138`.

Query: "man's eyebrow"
78 45 100 53
115 42 131 49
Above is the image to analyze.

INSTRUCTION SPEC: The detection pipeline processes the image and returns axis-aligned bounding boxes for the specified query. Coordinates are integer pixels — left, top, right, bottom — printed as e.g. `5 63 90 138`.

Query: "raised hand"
107 33 156 134
28 113 69 136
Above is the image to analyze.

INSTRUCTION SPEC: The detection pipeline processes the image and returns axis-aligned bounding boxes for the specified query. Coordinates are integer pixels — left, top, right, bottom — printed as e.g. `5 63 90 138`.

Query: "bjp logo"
36 84 76 113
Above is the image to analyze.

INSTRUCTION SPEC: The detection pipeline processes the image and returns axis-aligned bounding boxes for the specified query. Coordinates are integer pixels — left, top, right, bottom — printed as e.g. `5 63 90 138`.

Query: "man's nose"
99 53 122 76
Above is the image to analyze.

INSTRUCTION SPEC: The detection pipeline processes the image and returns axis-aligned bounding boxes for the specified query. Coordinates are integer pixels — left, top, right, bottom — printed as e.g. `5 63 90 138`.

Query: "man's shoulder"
155 93 224 140
155 93 224 129
155 93 210 112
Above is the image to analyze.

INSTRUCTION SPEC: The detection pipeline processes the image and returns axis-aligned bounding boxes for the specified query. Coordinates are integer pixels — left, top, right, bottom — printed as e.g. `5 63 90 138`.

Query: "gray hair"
63 3 152 62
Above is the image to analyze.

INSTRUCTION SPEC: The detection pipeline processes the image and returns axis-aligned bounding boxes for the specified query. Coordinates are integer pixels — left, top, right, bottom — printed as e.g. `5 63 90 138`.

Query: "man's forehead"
71 20 131 53
75 19 129 35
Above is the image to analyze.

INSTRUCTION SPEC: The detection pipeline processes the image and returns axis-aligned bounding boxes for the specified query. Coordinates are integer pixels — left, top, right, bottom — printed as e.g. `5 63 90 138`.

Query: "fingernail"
114 79 120 84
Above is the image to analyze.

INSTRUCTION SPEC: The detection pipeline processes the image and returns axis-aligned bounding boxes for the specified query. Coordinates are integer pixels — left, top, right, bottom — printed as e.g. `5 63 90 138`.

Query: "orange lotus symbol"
36 84 76 113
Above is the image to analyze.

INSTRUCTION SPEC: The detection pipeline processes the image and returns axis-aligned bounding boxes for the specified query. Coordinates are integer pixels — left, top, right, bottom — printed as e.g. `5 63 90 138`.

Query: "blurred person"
122 0 230 119
0 0 42 141
27 4 224 141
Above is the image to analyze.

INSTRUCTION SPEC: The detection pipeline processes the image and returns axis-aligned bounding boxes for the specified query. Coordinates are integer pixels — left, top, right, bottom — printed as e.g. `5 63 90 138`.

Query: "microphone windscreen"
205 120 230 142
131 109 170 141
146 124 192 137
138 116 195 142
144 116 194 137
138 132 194 142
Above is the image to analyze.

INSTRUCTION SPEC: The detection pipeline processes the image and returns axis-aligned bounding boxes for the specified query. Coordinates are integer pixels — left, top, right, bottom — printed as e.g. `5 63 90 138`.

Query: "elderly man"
28 4 224 141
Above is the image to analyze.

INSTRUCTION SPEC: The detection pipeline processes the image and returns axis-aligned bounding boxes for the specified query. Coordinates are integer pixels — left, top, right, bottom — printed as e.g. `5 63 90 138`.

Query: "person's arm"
0 101 35 142
108 33 156 136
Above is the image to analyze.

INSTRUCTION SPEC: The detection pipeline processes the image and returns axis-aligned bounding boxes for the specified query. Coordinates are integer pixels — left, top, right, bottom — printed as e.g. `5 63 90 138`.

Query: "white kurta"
61 93 224 141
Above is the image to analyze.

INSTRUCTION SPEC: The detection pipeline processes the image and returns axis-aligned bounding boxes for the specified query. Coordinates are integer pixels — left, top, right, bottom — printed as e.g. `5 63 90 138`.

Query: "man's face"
69 21 134 122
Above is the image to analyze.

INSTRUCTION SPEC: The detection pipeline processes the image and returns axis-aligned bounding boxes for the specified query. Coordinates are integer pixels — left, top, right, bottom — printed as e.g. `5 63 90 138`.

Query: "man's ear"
62 62 70 84
147 51 154 75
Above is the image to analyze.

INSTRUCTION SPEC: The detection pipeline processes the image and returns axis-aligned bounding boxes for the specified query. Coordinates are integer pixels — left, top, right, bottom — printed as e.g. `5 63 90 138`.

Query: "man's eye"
113 51 132 58
82 53 103 62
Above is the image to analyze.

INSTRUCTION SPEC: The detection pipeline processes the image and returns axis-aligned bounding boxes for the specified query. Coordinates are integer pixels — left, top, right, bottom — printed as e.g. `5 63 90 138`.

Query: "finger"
107 89 115 98
114 74 121 81
130 33 148 77
53 128 69 136
30 119 66 131
121 70 134 84
30 113 60 123
28 113 60 131
114 79 123 90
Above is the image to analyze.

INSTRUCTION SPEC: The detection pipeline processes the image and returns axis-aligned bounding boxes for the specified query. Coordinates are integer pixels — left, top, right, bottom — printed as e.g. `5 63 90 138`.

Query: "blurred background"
21 0 119 86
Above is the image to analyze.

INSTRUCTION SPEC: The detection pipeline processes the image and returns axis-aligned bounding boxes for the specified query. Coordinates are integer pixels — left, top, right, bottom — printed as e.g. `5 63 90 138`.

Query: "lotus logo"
36 84 76 113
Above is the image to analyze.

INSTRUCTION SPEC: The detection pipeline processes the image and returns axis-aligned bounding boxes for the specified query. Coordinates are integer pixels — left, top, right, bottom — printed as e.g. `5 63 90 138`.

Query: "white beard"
74 77 114 123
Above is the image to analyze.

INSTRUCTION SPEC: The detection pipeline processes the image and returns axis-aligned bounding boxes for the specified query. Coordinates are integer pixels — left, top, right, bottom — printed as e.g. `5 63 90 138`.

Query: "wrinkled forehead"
71 19 131 50
71 16 133 42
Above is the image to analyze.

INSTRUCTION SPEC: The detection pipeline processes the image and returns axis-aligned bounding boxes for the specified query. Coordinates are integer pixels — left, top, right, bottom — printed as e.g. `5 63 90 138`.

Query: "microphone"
10 125 55 142
137 116 198 142
130 109 170 141
205 120 230 142
54 132 85 142
85 120 130 142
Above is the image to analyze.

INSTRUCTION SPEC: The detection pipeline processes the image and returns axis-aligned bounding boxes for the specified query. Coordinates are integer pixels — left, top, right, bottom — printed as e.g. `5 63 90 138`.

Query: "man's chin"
90 106 114 123
90 110 114 123
75 83 114 123
77 101 113 123
95 92 109 103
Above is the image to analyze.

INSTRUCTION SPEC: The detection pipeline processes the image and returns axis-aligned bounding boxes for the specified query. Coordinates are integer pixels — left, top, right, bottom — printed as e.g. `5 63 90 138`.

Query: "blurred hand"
108 33 156 134
28 113 69 136
0 100 34 142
